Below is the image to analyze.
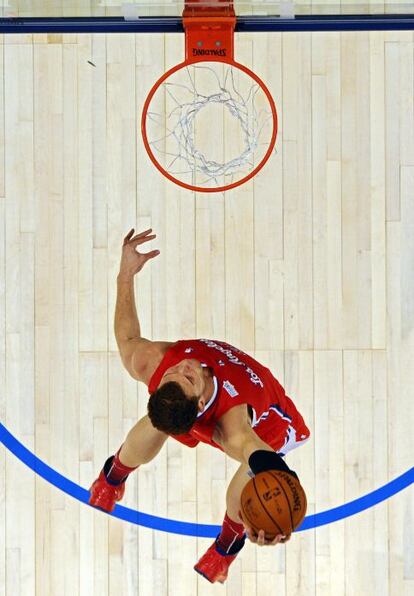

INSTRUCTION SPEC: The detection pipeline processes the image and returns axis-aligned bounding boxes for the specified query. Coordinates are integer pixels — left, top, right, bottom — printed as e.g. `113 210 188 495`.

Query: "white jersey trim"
250 404 292 428
197 374 218 419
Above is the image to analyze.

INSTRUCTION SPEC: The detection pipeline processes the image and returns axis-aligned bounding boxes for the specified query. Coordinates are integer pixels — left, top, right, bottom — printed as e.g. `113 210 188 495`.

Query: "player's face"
158 359 206 402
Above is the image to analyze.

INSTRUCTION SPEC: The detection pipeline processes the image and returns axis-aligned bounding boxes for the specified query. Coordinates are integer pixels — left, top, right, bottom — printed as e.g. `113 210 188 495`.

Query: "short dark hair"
147 381 199 435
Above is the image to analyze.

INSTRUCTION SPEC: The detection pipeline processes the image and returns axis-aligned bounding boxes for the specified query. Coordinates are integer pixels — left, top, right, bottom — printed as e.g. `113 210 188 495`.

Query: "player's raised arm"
114 228 160 378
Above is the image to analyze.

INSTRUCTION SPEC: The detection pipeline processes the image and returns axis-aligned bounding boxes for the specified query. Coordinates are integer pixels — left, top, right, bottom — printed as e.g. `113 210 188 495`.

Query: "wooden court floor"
0 28 413 596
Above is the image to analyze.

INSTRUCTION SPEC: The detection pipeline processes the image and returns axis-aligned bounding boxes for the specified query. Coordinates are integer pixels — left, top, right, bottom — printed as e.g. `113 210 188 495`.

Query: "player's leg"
89 415 168 512
105 414 168 483
194 463 250 584
117 414 168 467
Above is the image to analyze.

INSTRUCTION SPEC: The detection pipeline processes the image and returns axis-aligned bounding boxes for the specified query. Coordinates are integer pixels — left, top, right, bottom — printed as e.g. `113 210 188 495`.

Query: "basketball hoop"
141 0 278 193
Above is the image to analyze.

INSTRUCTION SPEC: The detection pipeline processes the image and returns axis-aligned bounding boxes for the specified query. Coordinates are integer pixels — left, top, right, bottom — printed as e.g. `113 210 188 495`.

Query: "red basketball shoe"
89 470 125 513
194 537 244 583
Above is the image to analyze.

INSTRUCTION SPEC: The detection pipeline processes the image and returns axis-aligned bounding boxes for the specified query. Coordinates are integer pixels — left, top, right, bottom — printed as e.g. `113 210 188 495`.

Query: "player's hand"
241 517 291 546
245 528 288 546
118 228 160 280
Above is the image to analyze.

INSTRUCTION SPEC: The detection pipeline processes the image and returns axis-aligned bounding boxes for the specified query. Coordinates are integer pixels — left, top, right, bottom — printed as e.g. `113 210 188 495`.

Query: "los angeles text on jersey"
199 339 264 387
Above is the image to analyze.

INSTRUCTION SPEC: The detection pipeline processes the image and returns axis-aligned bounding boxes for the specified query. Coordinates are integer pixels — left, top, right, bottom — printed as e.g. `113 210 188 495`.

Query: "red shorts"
251 396 311 454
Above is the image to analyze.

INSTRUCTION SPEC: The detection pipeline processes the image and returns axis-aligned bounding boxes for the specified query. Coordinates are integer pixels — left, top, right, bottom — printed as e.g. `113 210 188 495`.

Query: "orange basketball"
240 470 307 540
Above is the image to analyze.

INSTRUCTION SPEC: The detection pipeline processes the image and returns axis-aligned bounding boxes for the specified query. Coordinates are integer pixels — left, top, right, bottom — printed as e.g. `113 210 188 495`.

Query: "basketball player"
89 229 311 584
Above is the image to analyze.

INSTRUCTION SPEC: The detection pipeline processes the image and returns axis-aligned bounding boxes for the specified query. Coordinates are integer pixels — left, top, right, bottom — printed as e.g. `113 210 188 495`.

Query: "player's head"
147 359 207 434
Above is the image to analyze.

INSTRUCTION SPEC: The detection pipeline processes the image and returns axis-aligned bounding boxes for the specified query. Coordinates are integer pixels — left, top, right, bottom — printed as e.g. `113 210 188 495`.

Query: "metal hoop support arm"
183 0 236 63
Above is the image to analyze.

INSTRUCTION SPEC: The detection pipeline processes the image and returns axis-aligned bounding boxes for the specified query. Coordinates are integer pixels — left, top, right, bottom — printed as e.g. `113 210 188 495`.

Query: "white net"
143 62 276 190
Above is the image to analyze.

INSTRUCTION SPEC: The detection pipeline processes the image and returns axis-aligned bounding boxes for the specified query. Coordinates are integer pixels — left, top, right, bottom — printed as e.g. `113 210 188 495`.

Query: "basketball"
240 470 307 540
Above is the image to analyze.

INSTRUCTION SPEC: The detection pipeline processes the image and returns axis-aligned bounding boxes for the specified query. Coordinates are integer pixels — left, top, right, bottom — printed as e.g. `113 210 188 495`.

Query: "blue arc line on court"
1 422 413 537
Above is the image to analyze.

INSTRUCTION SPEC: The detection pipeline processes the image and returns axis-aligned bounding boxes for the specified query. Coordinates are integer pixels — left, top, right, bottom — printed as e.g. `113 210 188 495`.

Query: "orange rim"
141 59 278 193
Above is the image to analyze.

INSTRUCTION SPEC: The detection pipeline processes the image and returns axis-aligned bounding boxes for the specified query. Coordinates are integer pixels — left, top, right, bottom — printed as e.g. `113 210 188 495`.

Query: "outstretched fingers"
142 249 160 260
123 228 157 246
123 228 135 244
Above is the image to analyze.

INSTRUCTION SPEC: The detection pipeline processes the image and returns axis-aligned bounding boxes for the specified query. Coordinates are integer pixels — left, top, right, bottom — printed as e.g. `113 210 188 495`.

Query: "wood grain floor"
0 26 413 596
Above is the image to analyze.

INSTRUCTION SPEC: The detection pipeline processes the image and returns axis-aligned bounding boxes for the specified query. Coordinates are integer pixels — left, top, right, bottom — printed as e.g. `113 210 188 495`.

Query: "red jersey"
148 339 310 453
